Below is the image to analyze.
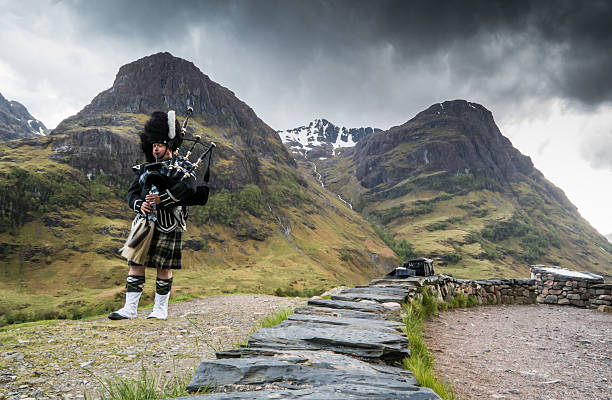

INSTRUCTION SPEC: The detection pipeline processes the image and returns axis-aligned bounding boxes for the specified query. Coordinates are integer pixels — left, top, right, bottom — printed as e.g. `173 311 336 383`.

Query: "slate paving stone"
182 280 444 399
294 306 391 320
215 347 280 359
331 293 407 303
286 313 405 332
306 299 389 314
341 286 413 296
330 288 409 305
365 283 420 292
369 278 423 286
184 351 440 399
246 320 410 360
177 385 440 399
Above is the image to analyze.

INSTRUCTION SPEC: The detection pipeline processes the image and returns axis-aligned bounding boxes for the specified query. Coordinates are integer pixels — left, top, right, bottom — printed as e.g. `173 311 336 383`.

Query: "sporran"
120 216 155 264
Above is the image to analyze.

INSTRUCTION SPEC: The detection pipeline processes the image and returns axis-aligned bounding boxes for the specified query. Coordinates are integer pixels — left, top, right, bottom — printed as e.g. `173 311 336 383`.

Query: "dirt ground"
3 296 611 400
0 295 304 400
424 304 612 400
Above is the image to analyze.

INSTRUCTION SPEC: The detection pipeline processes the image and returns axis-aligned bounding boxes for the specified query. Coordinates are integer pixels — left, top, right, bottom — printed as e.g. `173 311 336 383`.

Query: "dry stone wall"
401 266 608 310
531 265 605 308
371 275 538 306
589 283 612 312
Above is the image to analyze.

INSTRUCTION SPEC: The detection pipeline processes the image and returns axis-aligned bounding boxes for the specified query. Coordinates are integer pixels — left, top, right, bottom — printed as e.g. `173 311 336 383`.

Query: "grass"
274 287 324 297
234 306 295 349
84 363 212 400
82 307 294 400
401 288 480 400
0 157 392 327
255 307 294 330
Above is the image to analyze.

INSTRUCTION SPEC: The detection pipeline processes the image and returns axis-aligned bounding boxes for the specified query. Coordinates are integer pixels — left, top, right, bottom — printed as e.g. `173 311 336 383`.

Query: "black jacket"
127 165 208 232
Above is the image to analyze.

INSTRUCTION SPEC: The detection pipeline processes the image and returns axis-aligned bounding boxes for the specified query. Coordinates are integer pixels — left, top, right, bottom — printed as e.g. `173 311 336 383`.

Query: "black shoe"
108 312 129 320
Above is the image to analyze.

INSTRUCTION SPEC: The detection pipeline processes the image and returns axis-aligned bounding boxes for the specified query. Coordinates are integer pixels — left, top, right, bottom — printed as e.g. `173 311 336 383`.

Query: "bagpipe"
138 107 215 207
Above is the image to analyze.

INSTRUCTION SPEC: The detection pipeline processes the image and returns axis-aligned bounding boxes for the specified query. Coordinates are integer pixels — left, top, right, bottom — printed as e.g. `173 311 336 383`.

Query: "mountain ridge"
0 92 48 140
313 99 612 278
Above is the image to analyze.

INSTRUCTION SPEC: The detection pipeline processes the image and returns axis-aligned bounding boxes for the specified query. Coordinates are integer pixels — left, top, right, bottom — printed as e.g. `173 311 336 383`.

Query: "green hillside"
0 122 396 326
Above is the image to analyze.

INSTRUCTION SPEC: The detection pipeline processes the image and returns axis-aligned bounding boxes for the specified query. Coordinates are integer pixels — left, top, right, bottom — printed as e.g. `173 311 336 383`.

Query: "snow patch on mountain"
278 118 380 158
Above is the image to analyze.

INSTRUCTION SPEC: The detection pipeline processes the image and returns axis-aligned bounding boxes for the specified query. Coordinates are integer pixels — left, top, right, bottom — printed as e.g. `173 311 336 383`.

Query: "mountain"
0 53 395 326
606 234 612 244
278 118 380 160
52 52 294 187
0 92 48 140
314 100 612 279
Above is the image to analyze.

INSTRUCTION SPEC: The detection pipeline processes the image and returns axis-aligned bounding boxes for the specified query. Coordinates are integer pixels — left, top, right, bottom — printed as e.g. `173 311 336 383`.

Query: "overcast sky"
1 0 611 235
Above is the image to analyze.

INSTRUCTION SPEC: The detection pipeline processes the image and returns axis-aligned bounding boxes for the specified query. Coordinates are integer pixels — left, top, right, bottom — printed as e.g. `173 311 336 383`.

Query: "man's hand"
145 194 161 204
140 201 152 214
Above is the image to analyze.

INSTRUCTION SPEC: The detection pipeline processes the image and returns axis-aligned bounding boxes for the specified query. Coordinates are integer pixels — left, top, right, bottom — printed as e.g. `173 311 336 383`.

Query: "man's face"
152 143 171 160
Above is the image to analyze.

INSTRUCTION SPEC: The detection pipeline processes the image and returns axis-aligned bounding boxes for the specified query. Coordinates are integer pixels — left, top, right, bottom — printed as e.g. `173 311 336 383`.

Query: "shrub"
340 247 350 261
0 167 86 231
373 225 416 264
235 184 264 216
274 287 324 298
426 221 449 231
442 252 462 264
481 212 562 263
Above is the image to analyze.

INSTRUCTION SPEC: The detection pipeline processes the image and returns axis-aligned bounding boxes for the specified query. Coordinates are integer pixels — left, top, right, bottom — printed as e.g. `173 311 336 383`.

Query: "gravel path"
424 304 612 400
0 295 304 400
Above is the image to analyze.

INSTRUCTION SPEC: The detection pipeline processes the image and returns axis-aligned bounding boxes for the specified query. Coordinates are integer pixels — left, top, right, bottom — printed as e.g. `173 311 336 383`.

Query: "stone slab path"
182 280 441 399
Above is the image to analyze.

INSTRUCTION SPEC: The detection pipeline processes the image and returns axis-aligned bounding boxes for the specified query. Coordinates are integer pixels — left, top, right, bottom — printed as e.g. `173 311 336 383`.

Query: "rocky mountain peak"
279 118 381 160
354 99 536 190
0 92 48 140
50 52 294 186
75 52 232 122
416 100 504 142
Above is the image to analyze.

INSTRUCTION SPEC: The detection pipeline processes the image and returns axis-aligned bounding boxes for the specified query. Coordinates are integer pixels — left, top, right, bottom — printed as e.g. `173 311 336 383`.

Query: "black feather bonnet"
140 111 183 162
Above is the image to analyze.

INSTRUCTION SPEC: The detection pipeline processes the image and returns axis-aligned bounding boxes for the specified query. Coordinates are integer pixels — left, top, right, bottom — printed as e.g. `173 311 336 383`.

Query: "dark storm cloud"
65 0 612 108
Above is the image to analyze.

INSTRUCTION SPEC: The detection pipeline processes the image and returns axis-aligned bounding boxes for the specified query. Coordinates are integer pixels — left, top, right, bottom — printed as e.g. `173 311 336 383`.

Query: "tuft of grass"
84 364 211 400
402 288 455 400
403 357 455 399
421 288 439 318
256 307 294 330
234 307 295 349
466 294 479 307
400 289 482 399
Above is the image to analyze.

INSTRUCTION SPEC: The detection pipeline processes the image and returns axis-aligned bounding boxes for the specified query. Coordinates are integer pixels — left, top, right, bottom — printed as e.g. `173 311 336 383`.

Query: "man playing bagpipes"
110 109 212 320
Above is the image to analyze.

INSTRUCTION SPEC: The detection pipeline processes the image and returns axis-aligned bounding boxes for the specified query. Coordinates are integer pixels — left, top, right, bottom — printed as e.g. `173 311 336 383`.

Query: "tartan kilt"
128 229 182 269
